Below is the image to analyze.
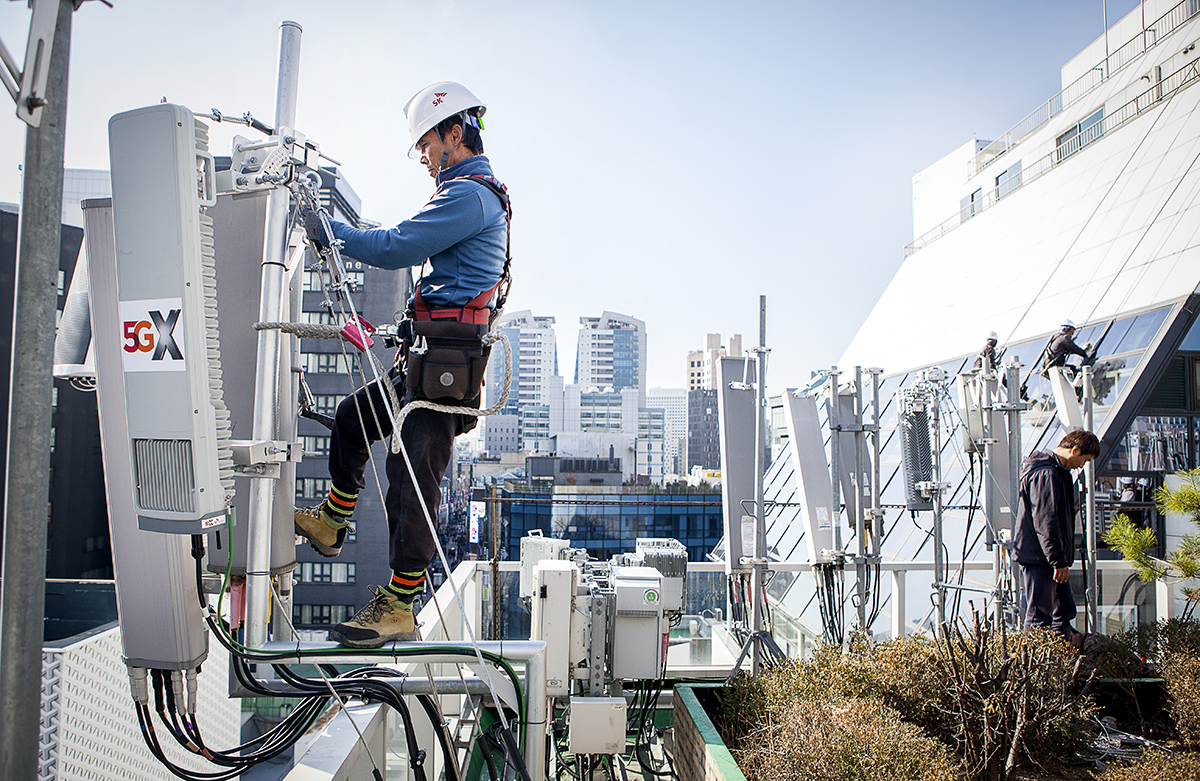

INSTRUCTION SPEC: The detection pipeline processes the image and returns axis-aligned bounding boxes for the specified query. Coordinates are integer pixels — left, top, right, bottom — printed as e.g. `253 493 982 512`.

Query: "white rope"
390 330 512 454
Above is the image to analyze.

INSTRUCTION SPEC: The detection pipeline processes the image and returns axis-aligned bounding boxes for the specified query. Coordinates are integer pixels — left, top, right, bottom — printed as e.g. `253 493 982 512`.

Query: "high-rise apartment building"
575 312 646 405
485 310 558 451
686 333 741 391
647 387 687 476
685 333 746 473
686 388 720 472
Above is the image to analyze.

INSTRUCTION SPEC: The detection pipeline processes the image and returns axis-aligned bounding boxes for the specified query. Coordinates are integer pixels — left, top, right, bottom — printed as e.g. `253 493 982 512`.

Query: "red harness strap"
411 282 500 325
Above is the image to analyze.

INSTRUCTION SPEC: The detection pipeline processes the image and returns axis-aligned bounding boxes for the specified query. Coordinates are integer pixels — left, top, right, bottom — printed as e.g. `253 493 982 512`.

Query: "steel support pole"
853 367 866 629
490 484 501 639
981 368 1002 626
870 369 882 558
828 366 842 554
1006 361 1025 625
750 295 767 675
245 20 301 649
932 392 946 625
0 3 71 778
1083 366 1098 633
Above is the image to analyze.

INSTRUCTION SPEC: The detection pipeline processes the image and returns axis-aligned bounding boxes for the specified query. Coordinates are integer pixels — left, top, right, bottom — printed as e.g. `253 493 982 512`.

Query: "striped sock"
385 570 426 606
322 485 357 522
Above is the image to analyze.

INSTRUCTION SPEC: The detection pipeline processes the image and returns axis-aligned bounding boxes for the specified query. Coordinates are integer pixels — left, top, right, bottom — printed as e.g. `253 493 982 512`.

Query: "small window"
1057 108 1104 161
996 162 1023 200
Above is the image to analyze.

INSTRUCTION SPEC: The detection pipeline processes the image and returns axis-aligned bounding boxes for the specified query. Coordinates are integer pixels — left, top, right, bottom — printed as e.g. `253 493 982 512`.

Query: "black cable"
417 693 462 781
271 663 428 781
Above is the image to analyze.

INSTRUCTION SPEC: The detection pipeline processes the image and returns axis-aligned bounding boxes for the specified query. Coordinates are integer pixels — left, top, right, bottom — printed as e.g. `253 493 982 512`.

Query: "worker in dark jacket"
973 331 999 371
1012 429 1099 642
1044 320 1091 370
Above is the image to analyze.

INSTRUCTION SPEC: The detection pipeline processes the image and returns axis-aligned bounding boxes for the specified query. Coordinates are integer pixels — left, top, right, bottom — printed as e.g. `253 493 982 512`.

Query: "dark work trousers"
328 373 474 576
1021 563 1076 641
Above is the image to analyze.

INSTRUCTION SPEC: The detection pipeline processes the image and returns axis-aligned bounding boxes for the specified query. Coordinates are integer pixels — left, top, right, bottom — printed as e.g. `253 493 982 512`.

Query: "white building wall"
846 10 1200 372
620 387 639 435
647 387 687 475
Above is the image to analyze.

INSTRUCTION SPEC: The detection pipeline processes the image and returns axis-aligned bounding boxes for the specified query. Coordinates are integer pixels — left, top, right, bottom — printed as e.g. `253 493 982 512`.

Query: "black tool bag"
404 320 490 402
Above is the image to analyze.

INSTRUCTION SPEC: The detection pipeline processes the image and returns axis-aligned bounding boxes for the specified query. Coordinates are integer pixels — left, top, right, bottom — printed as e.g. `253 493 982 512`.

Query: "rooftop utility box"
628 538 688 612
520 531 571 599
531 560 578 696
107 103 234 533
568 697 627 755
611 565 665 680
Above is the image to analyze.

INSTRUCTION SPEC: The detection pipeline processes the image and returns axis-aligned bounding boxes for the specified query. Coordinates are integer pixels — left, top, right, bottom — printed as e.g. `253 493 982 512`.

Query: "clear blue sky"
0 0 1142 388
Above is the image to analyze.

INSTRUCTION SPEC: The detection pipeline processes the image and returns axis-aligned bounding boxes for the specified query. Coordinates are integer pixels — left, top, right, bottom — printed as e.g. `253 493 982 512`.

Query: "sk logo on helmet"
432 92 447 107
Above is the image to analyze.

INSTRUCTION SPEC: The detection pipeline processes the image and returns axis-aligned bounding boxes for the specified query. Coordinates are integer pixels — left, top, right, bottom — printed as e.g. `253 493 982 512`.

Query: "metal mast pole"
981 366 1001 626
931 387 946 625
1083 366 1098 632
0 3 72 778
853 367 867 629
828 366 842 555
1005 360 1025 624
751 295 768 675
245 20 302 649
869 369 883 560
490 483 501 639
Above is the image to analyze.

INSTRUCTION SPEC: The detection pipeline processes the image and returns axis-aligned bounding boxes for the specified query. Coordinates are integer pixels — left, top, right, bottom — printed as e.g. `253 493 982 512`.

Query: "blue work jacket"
329 155 507 309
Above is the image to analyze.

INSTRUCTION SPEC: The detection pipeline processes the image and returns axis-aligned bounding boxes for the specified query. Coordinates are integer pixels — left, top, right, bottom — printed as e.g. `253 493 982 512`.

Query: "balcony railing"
969 0 1200 178
906 53 1200 257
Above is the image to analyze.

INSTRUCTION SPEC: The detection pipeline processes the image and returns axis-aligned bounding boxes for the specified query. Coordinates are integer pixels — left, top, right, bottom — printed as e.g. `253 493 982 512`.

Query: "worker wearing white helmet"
296 81 511 648
974 330 1000 372
1044 318 1090 371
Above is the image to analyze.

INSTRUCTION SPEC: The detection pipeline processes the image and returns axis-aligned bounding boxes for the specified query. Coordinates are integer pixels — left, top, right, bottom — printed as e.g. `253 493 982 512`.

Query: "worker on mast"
295 81 510 647
1042 319 1091 375
973 331 999 372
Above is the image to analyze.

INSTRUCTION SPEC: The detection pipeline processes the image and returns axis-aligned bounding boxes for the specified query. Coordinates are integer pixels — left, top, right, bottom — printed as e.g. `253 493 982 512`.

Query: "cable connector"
127 665 150 705
185 669 199 715
170 670 187 717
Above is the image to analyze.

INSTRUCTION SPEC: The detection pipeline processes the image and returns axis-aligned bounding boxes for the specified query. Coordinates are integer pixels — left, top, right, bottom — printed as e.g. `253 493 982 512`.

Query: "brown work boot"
328 586 420 647
294 503 350 557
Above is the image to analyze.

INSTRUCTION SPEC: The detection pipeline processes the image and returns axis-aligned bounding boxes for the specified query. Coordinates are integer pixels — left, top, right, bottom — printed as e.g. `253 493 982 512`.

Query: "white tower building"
575 312 647 406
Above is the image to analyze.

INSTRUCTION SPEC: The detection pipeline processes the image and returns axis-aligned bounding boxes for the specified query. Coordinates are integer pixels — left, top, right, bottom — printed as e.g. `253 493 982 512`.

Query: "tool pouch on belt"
404 320 490 402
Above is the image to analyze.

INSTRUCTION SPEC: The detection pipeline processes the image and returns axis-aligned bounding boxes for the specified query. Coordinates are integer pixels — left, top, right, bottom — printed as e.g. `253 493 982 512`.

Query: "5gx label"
119 297 186 372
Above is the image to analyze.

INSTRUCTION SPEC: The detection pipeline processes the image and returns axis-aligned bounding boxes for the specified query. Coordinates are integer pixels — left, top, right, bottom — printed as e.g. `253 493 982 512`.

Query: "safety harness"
409 174 513 326
401 173 513 404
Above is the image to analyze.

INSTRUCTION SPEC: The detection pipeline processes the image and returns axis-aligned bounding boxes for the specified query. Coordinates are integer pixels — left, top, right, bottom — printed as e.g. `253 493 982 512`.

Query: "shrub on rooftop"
1096 749 1200 781
734 696 957 781
1113 618 1200 747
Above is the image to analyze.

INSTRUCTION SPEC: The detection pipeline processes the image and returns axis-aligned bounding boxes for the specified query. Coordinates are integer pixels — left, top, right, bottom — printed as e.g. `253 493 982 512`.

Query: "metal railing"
906 52 1200 256
970 0 1200 178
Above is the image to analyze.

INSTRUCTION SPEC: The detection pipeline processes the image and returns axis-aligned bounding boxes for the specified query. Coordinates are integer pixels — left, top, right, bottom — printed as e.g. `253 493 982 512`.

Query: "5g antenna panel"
108 104 234 533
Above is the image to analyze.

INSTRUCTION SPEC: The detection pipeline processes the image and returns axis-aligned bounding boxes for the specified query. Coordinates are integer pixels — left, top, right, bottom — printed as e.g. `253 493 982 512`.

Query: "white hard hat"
1061 319 1077 330
1119 476 1134 486
986 331 998 341
404 81 486 157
